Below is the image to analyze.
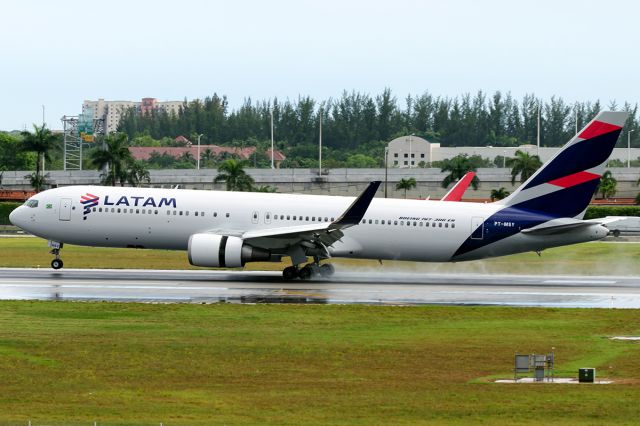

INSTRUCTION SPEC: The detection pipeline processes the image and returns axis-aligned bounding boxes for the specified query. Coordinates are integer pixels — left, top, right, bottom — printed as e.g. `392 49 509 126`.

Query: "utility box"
579 368 595 383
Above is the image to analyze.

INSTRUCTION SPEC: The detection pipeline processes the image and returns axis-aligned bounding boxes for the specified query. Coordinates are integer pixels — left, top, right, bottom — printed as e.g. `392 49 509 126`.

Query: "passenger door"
59 198 72 221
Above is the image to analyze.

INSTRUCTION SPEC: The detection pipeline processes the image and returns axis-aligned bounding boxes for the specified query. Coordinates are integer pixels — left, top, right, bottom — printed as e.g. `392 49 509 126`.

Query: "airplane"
9 111 627 280
440 171 476 201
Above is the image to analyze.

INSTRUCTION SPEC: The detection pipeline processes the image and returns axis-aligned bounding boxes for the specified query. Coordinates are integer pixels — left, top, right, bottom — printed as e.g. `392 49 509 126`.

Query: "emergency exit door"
59 198 72 221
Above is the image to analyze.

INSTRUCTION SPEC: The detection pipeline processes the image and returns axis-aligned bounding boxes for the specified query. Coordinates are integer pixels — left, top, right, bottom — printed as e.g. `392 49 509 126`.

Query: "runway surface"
0 268 639 308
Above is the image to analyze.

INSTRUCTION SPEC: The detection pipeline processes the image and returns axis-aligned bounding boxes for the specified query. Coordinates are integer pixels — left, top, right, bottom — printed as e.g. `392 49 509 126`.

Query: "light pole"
384 146 389 198
536 103 541 156
196 133 203 170
628 130 634 168
503 150 506 168
270 108 275 169
318 109 322 175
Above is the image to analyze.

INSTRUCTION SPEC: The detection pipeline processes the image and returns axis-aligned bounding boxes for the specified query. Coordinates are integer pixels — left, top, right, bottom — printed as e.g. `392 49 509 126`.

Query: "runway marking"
542 280 617 284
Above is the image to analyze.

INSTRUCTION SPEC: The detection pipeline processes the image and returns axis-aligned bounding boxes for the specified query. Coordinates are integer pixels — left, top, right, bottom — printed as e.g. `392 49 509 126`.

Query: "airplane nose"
9 207 22 227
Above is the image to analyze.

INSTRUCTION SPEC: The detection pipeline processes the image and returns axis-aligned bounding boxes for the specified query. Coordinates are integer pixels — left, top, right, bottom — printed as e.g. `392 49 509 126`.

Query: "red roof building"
129 145 286 168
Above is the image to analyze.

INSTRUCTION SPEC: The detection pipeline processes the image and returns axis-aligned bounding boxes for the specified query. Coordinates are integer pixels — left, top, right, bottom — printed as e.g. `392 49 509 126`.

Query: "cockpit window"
25 200 39 208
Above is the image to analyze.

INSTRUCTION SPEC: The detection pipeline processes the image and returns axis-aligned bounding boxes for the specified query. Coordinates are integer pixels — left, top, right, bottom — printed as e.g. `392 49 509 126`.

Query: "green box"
579 368 595 383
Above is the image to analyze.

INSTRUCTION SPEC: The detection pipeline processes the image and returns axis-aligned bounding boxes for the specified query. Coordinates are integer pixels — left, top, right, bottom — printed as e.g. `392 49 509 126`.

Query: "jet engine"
188 233 271 267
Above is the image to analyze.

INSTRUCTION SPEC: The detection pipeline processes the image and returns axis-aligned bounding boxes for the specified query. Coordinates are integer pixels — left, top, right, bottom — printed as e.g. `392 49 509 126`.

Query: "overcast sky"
2 0 639 130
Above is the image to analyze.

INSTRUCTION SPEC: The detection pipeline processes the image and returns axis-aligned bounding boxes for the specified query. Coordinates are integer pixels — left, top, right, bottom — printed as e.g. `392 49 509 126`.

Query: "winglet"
331 181 381 228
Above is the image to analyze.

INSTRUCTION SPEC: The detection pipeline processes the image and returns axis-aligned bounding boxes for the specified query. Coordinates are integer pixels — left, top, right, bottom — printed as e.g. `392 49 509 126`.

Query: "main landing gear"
48 241 64 270
282 262 335 280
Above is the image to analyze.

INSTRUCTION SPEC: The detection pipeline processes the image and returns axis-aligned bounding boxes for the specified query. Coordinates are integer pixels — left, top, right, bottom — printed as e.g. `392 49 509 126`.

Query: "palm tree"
21 124 58 192
490 187 510 201
200 148 215 168
597 170 617 199
214 159 254 191
253 185 277 193
90 133 133 186
506 150 542 185
440 155 479 190
396 177 417 199
126 160 151 187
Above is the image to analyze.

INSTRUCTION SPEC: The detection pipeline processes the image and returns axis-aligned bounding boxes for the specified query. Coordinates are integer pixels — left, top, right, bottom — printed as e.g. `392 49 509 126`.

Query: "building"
129 145 287 168
387 135 439 167
82 98 183 134
388 135 640 167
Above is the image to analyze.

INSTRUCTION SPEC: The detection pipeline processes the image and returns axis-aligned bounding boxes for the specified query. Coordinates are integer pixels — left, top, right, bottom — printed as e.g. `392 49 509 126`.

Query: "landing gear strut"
48 241 64 270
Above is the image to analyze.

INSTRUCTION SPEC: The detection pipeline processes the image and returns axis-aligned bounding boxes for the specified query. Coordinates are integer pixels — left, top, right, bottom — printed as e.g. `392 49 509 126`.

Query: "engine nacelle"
188 233 271 268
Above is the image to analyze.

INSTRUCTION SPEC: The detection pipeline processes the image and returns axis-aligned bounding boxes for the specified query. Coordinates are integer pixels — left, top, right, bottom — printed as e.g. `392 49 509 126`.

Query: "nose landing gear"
48 241 64 270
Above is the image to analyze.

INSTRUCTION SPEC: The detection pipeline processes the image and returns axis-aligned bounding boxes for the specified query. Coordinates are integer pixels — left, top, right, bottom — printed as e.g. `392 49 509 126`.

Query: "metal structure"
62 115 104 171
514 352 555 382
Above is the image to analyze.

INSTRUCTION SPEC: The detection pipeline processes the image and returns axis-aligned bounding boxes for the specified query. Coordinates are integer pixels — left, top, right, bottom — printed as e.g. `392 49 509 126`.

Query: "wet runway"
0 268 639 308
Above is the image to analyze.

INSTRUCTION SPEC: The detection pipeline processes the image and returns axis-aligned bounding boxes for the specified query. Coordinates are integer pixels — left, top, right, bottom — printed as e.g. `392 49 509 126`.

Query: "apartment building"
82 98 183 133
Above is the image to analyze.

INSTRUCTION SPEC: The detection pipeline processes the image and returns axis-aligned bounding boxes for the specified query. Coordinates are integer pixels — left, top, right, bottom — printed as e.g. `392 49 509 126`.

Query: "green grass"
2 237 640 275
0 303 638 425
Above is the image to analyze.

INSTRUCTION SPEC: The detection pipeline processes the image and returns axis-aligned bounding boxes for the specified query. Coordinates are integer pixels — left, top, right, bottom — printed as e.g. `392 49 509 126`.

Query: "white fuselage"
10 185 607 264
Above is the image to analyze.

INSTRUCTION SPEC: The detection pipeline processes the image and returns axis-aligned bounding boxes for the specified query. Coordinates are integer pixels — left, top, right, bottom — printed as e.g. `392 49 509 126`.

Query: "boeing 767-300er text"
9 111 628 279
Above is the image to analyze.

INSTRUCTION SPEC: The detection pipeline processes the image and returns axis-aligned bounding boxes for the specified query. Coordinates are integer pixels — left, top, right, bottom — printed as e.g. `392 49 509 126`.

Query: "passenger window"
394 221 398 225
201 212 204 216
195 212 199 217
179 211 183 216
226 213 230 218
142 209 146 214
118 208 122 213
186 211 189 216
325 217 329 222
400 221 404 226
214 212 218 217
413 222 417 226
419 222 423 227
305 216 309 221
293 216 297 220
173 211 177 215
375 220 379 224
438 223 442 227
368 219 372 224
312 217 315 221
452 223 456 228
287 215 290 220
136 209 140 214
155 210 158 215
432 223 436 227
445 223 449 228
98 208 103 212
281 215 285 220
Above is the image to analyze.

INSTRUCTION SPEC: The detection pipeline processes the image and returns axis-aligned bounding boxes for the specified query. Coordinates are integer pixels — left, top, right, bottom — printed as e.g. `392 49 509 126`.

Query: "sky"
2 0 639 131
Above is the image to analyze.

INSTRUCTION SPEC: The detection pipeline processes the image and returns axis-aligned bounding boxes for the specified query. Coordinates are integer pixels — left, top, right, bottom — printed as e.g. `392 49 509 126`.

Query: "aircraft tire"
51 259 64 270
298 266 313 280
320 264 335 277
282 266 298 280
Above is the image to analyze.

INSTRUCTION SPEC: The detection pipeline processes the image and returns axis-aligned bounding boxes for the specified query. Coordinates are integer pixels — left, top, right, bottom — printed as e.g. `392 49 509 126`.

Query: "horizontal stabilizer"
521 219 595 236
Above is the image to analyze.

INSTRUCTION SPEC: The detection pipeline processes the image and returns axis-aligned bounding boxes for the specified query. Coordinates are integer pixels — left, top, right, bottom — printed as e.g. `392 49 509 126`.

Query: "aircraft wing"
222 181 381 249
441 171 475 201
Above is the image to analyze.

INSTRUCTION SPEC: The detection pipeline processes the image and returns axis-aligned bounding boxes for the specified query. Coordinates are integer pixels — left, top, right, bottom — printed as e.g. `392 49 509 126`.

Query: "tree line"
118 90 640 149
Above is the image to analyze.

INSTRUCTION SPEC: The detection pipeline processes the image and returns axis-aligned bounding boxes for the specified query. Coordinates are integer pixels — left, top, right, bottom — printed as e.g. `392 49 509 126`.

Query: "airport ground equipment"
579 368 596 383
514 352 555 382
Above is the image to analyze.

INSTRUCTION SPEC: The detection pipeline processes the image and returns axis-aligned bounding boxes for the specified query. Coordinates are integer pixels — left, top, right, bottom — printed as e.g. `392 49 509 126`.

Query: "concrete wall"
3 167 640 199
